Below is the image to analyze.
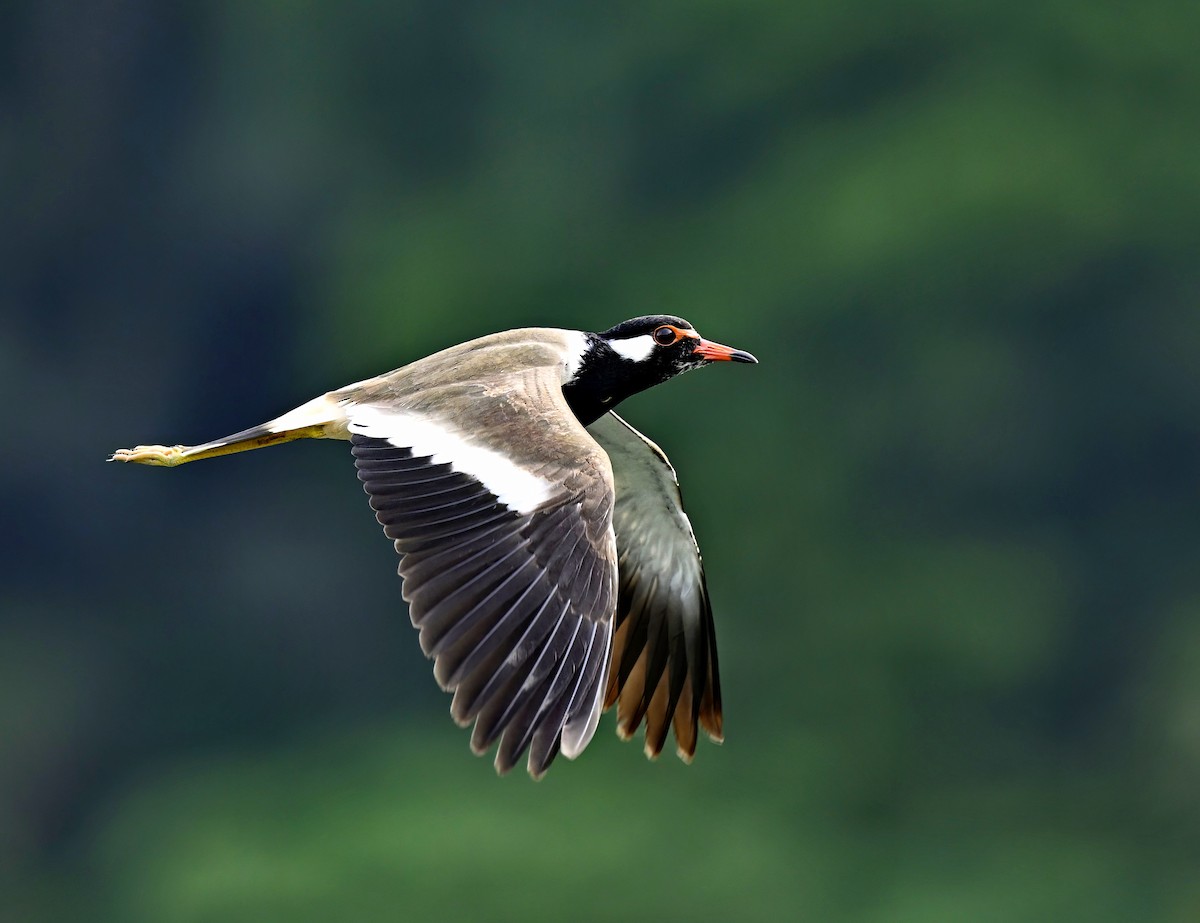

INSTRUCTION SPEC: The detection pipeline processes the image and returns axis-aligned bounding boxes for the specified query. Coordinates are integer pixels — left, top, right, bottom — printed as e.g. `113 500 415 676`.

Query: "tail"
109 394 346 467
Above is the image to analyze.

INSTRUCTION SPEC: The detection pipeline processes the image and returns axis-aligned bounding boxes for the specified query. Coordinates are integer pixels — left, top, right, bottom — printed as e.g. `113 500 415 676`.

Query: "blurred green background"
5 2 1200 920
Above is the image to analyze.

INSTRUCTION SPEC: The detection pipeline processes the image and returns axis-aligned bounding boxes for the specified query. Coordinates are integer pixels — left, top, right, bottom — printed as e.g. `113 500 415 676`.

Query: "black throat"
562 337 668 426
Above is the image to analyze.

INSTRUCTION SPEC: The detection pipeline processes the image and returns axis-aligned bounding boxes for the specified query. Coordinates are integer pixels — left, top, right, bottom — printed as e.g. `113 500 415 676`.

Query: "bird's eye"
653 325 677 345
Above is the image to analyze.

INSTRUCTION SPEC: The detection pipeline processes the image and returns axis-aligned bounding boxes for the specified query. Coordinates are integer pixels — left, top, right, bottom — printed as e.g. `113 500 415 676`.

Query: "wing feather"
497 618 586 775
347 352 619 777
586 411 724 760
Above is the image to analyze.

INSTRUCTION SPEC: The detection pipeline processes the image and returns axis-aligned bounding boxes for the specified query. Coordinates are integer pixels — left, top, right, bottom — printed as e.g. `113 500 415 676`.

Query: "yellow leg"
109 425 327 467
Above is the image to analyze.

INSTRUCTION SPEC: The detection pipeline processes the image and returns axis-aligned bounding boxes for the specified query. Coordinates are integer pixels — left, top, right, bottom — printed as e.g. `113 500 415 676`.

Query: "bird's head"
599 315 758 377
564 315 757 424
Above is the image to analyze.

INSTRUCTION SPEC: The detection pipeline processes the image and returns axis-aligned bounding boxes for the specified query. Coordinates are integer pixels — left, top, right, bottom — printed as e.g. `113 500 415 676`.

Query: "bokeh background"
5 2 1200 920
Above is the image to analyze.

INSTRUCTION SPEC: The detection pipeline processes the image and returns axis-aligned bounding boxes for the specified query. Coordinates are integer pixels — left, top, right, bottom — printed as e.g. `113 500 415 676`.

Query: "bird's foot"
108 444 188 466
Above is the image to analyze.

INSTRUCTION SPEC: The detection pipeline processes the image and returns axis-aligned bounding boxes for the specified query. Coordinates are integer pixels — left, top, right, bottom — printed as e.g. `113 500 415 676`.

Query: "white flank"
347 405 555 514
560 329 591 383
608 333 656 363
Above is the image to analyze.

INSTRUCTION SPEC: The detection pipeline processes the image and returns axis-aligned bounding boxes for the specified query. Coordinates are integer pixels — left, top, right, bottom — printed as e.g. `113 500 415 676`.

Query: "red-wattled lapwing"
110 316 757 777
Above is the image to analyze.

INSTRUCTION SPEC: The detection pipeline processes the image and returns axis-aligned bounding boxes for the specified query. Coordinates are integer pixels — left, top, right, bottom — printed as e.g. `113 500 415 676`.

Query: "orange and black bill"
694 339 758 363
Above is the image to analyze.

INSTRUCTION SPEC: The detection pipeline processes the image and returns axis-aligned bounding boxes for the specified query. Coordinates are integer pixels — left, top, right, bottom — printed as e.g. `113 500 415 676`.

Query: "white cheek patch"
347 405 556 515
609 334 656 363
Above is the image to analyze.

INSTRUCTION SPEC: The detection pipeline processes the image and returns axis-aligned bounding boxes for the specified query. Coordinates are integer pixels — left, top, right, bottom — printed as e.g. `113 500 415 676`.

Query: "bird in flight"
110 315 757 777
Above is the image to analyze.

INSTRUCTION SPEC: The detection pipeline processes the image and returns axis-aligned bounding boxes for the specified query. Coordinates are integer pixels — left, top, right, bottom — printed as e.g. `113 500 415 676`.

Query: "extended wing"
587 411 723 760
348 343 619 778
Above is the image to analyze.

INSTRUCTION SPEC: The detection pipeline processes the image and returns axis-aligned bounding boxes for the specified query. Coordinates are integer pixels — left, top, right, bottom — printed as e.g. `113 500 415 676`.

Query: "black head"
563 315 757 425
